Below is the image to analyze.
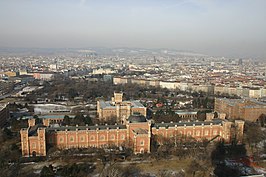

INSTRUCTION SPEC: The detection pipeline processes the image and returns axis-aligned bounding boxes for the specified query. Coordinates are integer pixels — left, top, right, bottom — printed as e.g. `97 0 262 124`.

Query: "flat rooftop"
99 100 145 109
217 98 266 107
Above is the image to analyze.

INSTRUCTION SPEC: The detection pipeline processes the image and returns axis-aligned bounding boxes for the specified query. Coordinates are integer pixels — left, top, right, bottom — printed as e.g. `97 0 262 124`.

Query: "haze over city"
0 0 266 58
1 1 266 177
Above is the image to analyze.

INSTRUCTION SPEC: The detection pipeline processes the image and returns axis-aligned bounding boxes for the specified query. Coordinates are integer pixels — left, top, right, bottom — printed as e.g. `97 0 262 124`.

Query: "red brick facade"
215 98 266 121
20 118 244 157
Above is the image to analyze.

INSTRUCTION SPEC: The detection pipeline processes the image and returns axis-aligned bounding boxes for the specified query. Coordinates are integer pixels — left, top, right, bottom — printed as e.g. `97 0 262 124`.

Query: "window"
140 140 145 146
187 131 191 136
59 137 63 143
213 130 217 135
121 135 125 140
205 130 209 135
110 135 115 140
90 136 95 141
70 136 74 142
196 131 200 136
100 135 105 141
32 142 36 148
80 136 85 142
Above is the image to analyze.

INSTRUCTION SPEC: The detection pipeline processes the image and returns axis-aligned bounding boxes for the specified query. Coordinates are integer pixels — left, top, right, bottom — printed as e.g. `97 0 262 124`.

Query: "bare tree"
100 162 123 177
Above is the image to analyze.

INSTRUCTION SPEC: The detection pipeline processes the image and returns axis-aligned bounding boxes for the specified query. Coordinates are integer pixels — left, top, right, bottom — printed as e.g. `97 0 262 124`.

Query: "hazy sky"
0 0 265 58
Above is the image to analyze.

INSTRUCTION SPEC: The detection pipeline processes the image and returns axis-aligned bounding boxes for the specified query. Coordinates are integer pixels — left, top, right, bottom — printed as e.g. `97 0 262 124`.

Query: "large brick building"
97 92 146 123
20 114 244 157
214 98 266 121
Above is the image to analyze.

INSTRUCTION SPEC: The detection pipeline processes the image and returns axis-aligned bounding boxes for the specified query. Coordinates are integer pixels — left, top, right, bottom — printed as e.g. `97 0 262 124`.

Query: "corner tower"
20 119 47 157
126 114 151 154
114 92 123 103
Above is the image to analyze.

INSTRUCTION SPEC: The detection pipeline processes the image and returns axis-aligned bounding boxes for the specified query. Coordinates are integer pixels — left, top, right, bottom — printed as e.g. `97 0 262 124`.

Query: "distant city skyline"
0 0 265 58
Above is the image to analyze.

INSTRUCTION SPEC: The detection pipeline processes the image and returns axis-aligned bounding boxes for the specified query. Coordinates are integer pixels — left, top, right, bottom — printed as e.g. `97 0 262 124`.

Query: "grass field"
135 158 192 174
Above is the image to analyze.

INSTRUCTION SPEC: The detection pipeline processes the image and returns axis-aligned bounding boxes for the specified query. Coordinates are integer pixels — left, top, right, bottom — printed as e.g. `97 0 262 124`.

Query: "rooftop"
98 100 145 109
217 98 266 107
128 113 146 123
46 124 126 132
153 119 224 128
22 115 75 120
133 128 149 134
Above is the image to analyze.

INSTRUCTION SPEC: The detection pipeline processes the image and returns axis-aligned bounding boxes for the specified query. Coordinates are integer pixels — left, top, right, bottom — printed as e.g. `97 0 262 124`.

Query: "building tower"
114 92 123 103
20 119 47 157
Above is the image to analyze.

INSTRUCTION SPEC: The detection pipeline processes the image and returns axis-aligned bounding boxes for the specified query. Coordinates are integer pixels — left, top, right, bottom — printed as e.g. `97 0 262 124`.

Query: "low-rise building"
20 115 244 157
113 77 128 85
159 81 178 90
32 72 56 81
92 68 116 75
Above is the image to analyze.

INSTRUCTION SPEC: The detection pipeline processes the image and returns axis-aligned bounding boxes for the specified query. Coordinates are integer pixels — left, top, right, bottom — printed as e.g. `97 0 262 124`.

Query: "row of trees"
41 163 95 177
0 128 21 177
150 134 211 160
192 97 214 109
26 78 176 102
152 109 181 123
244 121 266 155
63 114 93 126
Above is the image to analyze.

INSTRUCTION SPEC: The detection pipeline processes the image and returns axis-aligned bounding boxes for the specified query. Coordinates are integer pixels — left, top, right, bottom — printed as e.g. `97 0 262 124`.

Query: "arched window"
205 130 209 135
59 137 64 143
100 135 105 141
121 134 125 140
110 134 115 140
196 130 200 136
140 140 145 146
80 136 85 142
32 142 36 148
213 130 217 135
90 136 95 141
187 131 191 136
70 136 74 142
169 134 173 138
